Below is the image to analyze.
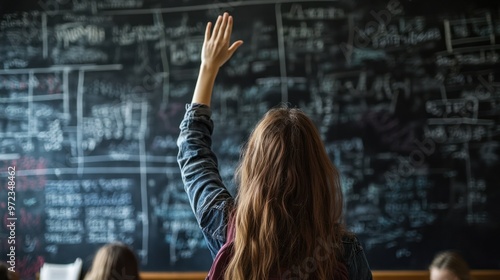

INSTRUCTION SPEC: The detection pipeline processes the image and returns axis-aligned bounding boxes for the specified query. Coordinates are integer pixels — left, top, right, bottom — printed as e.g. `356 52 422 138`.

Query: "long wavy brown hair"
225 105 348 279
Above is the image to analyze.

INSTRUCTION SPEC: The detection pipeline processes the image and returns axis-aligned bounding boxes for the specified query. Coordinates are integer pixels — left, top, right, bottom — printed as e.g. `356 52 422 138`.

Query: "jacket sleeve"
176 103 234 258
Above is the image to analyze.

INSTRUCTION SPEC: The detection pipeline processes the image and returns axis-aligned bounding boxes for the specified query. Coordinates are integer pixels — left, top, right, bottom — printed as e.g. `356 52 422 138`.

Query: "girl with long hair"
84 242 140 280
177 12 372 279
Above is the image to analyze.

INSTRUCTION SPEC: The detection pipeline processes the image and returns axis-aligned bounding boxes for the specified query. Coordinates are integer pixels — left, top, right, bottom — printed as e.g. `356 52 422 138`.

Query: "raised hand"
201 12 243 70
192 12 243 106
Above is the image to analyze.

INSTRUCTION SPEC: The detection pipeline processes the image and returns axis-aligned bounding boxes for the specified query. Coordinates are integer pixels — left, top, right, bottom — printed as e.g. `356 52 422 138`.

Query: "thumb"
228 40 244 57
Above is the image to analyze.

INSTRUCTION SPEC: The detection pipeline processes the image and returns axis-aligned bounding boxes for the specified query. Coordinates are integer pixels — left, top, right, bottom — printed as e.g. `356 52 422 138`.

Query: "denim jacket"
177 103 373 279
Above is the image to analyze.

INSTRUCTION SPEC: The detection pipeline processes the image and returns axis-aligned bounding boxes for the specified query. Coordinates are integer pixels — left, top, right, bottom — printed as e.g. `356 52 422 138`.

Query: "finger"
212 15 222 40
223 15 233 41
205 22 212 41
217 12 229 41
228 40 243 56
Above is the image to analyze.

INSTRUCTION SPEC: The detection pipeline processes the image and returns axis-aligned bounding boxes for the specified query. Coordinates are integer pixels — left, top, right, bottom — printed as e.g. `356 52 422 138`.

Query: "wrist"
200 62 220 74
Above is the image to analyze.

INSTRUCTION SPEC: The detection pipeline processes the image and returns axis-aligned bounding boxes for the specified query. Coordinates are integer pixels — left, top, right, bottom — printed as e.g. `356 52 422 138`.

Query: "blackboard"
0 0 499 278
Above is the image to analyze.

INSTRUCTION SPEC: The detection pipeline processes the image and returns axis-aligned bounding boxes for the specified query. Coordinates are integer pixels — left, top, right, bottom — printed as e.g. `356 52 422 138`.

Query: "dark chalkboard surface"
1 0 499 278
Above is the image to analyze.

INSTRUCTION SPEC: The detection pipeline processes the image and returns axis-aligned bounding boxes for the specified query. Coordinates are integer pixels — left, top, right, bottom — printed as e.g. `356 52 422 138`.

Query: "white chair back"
39 258 82 280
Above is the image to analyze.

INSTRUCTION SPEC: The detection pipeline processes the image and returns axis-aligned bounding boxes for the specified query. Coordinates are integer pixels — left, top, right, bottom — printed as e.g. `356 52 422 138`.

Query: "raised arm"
192 12 243 106
177 13 242 258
